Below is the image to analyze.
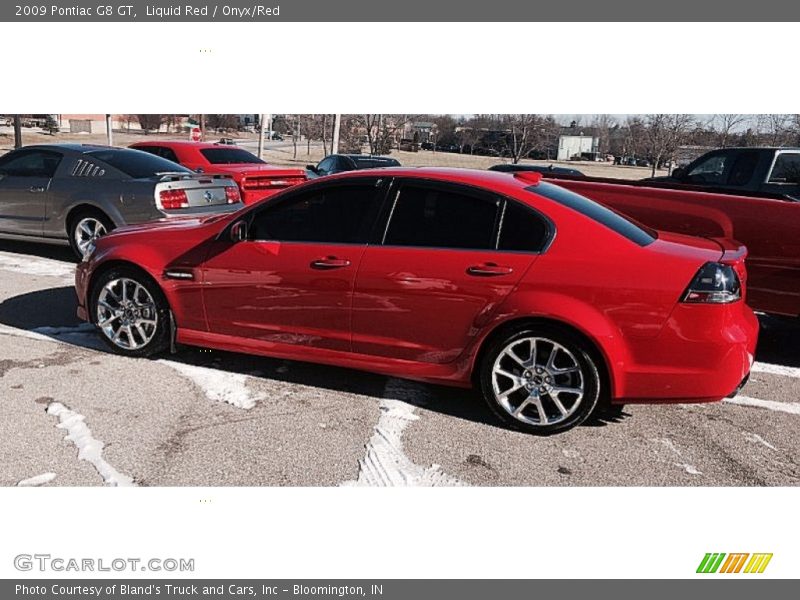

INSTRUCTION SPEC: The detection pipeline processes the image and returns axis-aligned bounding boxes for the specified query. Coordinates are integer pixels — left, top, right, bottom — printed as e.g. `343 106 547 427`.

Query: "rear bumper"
614 301 758 404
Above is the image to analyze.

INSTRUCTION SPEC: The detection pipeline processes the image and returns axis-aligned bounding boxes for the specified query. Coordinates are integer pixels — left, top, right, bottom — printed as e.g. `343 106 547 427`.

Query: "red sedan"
74 168 757 434
130 141 307 205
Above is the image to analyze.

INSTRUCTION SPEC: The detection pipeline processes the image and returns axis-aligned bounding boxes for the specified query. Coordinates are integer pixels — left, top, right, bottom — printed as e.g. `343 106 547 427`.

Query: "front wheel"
479 325 601 435
90 267 170 357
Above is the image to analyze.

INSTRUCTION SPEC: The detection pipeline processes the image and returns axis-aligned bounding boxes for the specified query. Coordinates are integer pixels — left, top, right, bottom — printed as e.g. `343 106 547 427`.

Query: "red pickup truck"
545 175 800 318
130 141 307 205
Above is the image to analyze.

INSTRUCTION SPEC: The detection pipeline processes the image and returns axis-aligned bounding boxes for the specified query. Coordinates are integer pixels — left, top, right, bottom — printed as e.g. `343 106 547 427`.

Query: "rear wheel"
90 266 170 358
68 209 114 259
479 325 601 435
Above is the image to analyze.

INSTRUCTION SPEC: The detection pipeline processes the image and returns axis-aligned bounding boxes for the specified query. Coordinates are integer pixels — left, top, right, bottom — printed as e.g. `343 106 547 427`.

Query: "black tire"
67 208 115 259
478 324 601 435
90 266 170 358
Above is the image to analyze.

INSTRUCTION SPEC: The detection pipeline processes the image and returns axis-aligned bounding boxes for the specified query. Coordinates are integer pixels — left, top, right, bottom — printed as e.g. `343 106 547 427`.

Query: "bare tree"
136 114 166 134
591 114 617 155
499 114 542 164
711 114 750 148
644 114 694 176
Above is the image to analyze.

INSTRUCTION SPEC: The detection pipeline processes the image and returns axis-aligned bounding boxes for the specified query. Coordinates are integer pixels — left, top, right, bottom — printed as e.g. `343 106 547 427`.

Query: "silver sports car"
0 144 243 257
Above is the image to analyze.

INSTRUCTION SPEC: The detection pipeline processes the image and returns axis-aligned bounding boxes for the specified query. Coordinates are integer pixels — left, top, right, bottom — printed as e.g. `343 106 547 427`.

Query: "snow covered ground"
0 245 799 487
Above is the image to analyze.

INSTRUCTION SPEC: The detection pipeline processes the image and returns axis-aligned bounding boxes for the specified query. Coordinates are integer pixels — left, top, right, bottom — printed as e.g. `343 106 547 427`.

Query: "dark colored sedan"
0 144 242 258
75 168 756 435
490 163 585 177
307 154 401 178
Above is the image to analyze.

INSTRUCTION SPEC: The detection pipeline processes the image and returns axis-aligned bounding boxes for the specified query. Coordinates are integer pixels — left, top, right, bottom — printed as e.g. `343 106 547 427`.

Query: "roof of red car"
324 166 540 190
130 141 236 149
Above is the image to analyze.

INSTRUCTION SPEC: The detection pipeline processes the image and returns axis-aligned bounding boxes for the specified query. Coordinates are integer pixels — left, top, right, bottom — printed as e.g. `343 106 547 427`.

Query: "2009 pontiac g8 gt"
75 168 758 434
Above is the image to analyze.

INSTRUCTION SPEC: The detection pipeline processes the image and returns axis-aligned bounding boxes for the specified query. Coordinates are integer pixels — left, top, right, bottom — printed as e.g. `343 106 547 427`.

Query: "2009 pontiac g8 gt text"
75 168 758 434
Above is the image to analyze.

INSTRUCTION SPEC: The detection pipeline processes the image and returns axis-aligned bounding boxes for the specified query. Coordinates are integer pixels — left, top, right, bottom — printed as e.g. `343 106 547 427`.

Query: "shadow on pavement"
2 284 795 434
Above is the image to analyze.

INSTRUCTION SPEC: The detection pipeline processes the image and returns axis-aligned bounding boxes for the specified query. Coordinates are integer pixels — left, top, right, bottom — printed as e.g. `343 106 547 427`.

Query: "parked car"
75 168 756 435
545 175 800 317
130 141 307 205
647 147 800 200
271 132 284 141
307 154 400 178
0 144 242 258
489 163 585 177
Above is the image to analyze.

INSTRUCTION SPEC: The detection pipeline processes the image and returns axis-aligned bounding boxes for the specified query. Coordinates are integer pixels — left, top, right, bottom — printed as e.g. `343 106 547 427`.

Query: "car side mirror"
306 165 318 174
671 167 685 179
230 220 249 242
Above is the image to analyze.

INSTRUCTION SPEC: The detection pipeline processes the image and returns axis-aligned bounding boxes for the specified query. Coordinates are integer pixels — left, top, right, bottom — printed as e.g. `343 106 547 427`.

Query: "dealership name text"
13 554 194 573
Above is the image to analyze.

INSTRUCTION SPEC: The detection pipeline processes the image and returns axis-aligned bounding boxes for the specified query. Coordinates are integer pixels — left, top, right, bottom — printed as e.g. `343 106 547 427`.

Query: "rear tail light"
681 262 741 304
226 185 241 204
241 176 306 191
159 189 189 210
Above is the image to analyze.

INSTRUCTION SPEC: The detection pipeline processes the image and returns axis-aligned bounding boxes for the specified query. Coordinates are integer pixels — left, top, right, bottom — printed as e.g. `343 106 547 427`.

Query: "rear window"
530 182 656 246
352 157 400 169
200 148 265 165
87 149 190 179
769 153 800 184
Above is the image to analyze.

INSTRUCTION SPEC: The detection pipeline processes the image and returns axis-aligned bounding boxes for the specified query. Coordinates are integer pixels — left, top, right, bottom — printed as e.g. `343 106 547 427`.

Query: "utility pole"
332 114 341 154
106 114 113 146
199 114 205 141
258 113 266 159
13 115 22 149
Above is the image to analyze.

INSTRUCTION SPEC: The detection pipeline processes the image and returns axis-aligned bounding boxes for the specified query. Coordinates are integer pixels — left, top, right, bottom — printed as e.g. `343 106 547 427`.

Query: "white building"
557 135 598 161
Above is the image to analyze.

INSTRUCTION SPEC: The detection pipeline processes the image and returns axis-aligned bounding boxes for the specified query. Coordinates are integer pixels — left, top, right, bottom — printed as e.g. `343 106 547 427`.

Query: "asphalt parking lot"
0 242 799 487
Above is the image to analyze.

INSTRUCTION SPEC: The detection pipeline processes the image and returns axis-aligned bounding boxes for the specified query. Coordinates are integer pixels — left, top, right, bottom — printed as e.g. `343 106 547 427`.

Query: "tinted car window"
686 154 727 184
384 183 501 250
134 146 178 163
250 184 379 244
87 149 191 178
531 182 655 246
352 157 401 169
0 150 62 177
769 153 800 183
726 151 759 186
317 157 336 175
200 148 264 165
499 200 550 252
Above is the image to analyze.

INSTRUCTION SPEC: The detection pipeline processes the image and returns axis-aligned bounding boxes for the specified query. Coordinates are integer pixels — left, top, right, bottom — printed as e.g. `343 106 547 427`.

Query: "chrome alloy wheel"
74 217 107 258
491 337 585 427
96 278 158 350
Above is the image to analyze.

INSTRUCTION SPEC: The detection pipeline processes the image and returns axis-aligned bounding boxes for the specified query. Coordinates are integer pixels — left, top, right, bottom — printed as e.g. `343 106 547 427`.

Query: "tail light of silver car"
681 262 741 304
159 189 190 210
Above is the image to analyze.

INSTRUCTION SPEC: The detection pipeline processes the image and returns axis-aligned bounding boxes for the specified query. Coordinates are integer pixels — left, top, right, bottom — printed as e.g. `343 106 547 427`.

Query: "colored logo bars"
697 553 773 574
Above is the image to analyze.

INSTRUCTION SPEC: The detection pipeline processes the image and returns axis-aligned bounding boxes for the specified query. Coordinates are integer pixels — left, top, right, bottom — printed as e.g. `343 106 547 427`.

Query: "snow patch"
0 251 75 283
46 402 135 487
344 378 464 487
751 362 800 379
725 395 800 415
159 360 265 410
743 432 777 450
16 472 56 487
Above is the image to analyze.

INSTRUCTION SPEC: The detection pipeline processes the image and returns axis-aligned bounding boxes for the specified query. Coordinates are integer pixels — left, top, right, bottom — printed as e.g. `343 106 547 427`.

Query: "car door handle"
467 263 514 277
310 256 351 270
29 186 46 193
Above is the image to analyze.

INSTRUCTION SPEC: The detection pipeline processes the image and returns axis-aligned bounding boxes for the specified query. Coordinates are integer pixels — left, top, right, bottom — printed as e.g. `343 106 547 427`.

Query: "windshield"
87 149 191 178
200 148 265 165
352 157 400 169
529 182 657 246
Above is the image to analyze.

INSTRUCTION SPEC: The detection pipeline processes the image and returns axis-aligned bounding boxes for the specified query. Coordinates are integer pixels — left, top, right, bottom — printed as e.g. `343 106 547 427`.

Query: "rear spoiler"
155 171 234 182
709 237 748 264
